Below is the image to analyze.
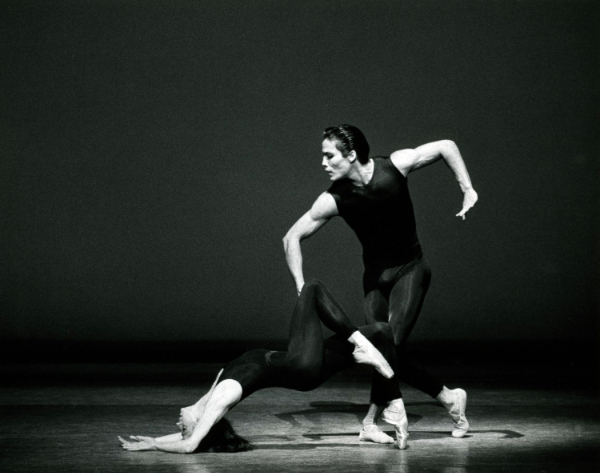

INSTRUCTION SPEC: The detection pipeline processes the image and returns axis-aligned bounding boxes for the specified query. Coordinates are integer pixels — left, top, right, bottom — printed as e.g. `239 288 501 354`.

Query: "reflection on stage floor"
1 361 598 473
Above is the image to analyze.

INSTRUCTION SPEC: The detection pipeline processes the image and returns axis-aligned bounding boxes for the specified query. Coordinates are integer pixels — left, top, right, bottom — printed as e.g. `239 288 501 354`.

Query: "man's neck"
347 159 374 187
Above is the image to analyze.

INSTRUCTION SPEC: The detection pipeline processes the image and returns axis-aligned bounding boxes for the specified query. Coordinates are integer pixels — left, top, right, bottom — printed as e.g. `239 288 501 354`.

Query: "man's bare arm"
391 140 478 220
283 192 338 294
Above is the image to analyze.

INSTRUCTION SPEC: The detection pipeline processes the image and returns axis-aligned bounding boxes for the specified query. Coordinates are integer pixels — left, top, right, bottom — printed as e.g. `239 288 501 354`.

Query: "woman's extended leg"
283 280 348 378
283 279 393 386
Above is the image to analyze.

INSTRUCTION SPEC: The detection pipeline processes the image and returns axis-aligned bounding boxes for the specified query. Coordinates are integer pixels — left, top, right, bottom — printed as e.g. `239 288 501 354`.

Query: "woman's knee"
303 279 324 292
300 279 326 300
369 322 394 343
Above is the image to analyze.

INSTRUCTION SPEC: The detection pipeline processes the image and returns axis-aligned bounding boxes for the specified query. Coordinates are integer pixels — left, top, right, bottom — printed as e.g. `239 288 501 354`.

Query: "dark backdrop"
1 0 598 347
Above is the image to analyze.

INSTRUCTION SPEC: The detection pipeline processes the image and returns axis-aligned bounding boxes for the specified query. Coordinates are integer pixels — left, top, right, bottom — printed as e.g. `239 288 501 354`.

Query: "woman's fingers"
119 435 155 451
119 436 139 447
127 442 151 451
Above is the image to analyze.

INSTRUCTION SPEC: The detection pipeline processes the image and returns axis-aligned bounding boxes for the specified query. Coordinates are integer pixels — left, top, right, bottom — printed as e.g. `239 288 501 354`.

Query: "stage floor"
1 362 599 473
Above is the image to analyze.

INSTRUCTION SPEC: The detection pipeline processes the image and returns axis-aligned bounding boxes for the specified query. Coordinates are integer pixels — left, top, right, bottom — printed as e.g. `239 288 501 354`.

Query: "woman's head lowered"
176 372 252 453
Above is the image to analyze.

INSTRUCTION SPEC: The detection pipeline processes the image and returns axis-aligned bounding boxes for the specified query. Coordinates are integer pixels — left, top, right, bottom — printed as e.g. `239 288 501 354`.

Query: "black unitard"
329 157 444 399
220 280 401 405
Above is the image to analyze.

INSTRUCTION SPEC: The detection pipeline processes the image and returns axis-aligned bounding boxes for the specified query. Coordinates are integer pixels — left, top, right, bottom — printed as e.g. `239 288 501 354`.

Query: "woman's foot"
437 386 469 438
358 424 394 444
348 331 394 378
381 399 409 449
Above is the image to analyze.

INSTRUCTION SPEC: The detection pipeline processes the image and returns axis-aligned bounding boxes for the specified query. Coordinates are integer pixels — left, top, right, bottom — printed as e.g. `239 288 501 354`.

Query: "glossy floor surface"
1 362 599 473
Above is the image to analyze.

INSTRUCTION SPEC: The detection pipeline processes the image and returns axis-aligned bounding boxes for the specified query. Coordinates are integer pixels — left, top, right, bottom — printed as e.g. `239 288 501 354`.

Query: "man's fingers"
457 189 477 220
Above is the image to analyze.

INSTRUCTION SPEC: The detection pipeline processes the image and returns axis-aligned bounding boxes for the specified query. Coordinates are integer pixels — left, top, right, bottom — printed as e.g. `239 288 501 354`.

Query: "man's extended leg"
362 257 469 440
386 259 469 438
386 258 442 397
361 259 433 442
360 287 395 442
360 322 408 449
321 322 408 449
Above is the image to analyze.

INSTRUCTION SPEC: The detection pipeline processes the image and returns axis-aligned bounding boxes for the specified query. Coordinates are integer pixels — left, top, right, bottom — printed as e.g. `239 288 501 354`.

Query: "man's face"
322 139 352 181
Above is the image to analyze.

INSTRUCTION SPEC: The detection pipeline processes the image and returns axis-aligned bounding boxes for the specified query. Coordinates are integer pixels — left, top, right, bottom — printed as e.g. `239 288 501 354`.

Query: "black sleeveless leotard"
328 156 421 267
328 158 443 399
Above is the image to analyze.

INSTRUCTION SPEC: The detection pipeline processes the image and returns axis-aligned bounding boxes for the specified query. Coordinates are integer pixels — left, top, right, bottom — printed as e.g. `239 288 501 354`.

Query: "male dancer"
283 124 478 442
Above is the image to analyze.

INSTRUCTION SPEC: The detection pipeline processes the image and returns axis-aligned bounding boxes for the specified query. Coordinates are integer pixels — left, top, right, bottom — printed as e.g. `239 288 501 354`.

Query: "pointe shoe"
444 388 469 438
381 402 409 450
350 334 394 379
358 424 394 444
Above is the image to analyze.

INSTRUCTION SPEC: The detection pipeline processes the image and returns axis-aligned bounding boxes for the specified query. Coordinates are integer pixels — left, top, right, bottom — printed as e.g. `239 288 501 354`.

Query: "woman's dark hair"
323 124 370 165
195 417 253 453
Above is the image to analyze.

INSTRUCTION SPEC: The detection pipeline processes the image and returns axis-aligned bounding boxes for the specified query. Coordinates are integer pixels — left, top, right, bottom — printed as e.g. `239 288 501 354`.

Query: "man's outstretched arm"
391 140 478 219
283 192 338 295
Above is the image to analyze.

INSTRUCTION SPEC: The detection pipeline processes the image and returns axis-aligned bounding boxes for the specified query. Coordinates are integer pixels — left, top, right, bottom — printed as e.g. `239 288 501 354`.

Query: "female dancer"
119 280 409 453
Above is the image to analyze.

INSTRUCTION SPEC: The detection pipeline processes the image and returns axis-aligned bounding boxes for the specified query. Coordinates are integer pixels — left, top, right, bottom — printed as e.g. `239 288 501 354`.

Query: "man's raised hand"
456 188 478 220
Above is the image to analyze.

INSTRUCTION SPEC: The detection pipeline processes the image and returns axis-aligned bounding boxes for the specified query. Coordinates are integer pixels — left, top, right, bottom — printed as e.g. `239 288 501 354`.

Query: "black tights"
364 256 444 400
275 279 401 404
284 279 357 370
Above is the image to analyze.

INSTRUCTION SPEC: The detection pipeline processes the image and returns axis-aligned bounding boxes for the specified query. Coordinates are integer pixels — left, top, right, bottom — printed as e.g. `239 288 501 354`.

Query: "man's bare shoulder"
391 141 452 175
390 148 418 176
311 191 338 220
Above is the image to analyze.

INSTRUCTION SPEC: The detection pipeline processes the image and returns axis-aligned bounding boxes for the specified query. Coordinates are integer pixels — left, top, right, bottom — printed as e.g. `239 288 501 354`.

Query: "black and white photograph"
1 1 598 472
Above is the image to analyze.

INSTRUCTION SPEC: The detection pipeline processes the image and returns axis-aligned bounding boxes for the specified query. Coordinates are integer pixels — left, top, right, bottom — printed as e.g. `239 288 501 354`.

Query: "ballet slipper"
348 331 394 379
381 399 409 450
438 387 469 438
358 424 394 444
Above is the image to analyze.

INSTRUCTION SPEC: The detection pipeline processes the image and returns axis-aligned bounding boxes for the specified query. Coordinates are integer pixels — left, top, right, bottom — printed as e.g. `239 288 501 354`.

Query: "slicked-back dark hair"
323 124 370 165
195 418 253 453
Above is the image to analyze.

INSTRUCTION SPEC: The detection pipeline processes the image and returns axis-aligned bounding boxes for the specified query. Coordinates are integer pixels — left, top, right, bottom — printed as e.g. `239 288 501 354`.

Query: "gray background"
1 0 598 344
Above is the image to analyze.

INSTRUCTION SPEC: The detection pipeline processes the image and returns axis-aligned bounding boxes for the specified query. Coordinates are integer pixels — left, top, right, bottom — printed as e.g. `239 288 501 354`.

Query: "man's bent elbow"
441 139 459 153
283 232 299 252
282 234 290 252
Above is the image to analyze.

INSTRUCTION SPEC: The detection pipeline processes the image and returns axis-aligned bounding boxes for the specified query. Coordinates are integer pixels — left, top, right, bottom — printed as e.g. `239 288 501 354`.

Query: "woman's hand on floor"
118 435 157 451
